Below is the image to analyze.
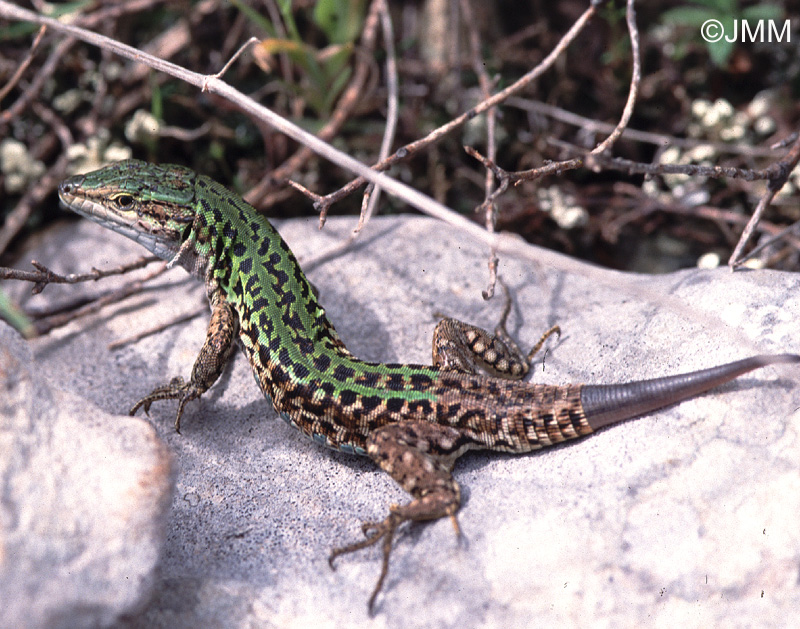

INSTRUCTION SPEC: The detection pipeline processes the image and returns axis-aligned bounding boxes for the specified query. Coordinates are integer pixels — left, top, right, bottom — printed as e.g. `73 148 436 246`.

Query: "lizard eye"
114 194 135 210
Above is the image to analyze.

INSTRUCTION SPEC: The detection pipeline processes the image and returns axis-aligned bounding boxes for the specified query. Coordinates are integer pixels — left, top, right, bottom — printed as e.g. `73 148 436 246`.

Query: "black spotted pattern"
184 171 596 455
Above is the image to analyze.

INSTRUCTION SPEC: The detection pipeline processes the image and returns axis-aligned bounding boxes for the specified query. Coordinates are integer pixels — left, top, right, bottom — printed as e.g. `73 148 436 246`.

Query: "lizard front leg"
130 294 239 432
329 421 472 614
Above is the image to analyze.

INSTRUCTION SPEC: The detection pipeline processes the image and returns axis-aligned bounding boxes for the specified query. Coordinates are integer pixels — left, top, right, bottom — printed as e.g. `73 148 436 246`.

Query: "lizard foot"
328 510 406 615
328 420 468 614
129 376 200 433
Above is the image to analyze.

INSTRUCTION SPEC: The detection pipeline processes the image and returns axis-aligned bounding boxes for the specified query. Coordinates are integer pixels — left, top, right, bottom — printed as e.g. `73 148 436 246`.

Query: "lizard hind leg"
432 280 560 379
328 421 472 614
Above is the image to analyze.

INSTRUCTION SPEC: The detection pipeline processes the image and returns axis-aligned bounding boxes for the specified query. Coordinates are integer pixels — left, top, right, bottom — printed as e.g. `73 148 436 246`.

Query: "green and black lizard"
58 160 799 611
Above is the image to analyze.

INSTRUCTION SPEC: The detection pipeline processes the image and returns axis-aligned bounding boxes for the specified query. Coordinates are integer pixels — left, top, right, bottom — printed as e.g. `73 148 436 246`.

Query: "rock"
0 323 173 629
6 215 800 627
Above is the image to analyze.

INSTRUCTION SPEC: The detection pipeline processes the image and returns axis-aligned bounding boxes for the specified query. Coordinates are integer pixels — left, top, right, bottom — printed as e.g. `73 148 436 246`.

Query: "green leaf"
742 4 784 21
313 0 366 44
661 7 718 28
0 290 33 338
708 37 735 66
228 0 278 37
276 0 301 41
321 43 354 82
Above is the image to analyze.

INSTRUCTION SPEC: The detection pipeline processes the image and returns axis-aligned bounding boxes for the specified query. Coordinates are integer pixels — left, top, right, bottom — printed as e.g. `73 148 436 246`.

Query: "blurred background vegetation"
1 0 799 283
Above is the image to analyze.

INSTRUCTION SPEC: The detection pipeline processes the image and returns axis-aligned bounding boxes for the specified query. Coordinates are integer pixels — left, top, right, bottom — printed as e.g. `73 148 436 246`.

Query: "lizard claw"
128 376 196 433
328 512 405 615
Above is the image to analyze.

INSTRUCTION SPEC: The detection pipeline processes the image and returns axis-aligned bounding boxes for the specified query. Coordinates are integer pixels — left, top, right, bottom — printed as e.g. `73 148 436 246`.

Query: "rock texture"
0 323 173 629
5 215 800 627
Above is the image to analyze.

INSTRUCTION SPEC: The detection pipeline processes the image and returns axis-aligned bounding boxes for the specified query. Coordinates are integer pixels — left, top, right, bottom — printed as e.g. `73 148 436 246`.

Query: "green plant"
233 0 367 119
0 289 32 337
661 0 783 67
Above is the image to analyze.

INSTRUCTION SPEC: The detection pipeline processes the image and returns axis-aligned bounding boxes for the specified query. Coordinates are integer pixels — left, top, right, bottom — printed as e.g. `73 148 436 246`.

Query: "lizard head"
58 159 198 261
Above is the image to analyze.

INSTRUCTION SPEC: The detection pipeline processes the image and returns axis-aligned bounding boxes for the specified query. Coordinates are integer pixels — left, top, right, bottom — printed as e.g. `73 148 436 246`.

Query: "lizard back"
191 173 591 455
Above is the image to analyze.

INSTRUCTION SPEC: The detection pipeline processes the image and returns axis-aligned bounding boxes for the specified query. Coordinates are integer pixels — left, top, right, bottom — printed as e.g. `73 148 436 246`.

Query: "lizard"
58 159 799 613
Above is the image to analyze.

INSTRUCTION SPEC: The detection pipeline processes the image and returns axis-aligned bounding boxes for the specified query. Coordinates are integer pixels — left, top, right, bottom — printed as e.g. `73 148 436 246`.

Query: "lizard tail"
580 354 800 430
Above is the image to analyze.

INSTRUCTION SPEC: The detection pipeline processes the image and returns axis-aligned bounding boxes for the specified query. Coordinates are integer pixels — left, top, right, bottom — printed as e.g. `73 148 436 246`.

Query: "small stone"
0 324 173 629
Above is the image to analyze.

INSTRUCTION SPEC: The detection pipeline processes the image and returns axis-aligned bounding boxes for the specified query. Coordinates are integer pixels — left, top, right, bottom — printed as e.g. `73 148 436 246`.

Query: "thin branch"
244 0 383 208
591 0 640 155
0 36 73 126
354 0 399 233
460 0 498 209
314 2 599 209
159 121 213 142
0 24 47 102
460 0 500 299
734 219 800 266
0 256 161 294
729 133 800 267
482 253 499 301
285 179 325 205
583 152 758 181
486 136 795 185
506 98 781 157
464 144 584 192
207 36 260 81
31 264 168 336
296 2 401 270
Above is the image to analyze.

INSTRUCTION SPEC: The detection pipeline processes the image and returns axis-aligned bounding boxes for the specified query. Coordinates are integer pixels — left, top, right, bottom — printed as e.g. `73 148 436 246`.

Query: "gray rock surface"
0 322 173 629
6 215 800 627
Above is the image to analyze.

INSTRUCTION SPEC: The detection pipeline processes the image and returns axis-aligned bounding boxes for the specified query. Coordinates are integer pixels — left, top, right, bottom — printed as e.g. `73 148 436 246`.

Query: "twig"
159 121 213 142
586 142 799 183
0 24 46 102
464 144 584 193
460 0 500 299
482 253 499 301
207 36 259 81
285 179 325 205
591 0 640 155
733 219 800 266
313 3 599 210
729 133 800 267
507 98 780 157
32 264 168 336
245 0 383 208
0 256 161 294
0 36 73 126
354 0 399 233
